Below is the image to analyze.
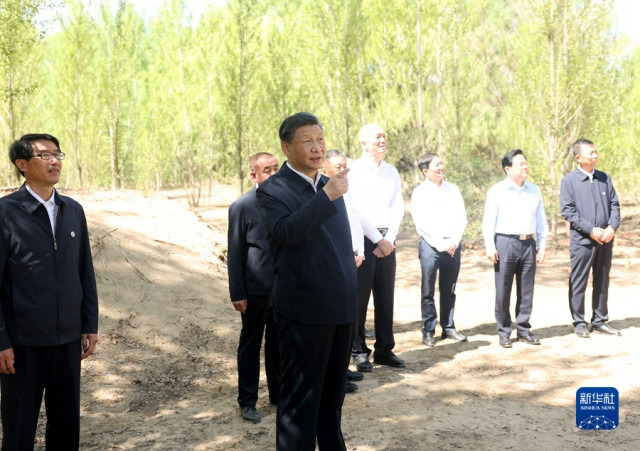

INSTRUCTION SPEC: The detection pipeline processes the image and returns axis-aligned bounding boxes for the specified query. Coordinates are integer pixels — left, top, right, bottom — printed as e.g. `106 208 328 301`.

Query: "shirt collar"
422 178 444 190
285 161 322 190
25 184 56 205
578 166 595 180
505 177 528 190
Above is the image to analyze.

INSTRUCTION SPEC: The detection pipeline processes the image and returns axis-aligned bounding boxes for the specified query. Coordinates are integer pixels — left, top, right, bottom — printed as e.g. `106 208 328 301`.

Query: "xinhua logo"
576 387 619 430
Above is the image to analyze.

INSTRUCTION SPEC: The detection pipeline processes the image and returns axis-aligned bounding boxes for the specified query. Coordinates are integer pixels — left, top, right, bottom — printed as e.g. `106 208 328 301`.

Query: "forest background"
1 0 639 246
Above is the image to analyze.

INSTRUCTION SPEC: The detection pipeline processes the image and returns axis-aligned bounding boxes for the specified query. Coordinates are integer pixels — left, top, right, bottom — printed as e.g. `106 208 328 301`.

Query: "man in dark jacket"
0 133 99 450
227 152 281 423
560 138 621 337
257 112 357 451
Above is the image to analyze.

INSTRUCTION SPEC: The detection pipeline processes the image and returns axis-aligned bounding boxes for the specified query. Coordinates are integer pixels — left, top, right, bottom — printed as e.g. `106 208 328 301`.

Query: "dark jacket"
560 168 621 246
227 187 273 301
0 184 99 349
256 163 357 325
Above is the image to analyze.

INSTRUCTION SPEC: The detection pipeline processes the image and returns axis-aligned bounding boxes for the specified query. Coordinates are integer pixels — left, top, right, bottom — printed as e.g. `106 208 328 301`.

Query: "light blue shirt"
482 178 548 254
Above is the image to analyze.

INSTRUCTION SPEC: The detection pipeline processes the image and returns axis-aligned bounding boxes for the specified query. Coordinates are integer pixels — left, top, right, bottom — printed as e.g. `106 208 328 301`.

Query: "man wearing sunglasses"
0 133 99 450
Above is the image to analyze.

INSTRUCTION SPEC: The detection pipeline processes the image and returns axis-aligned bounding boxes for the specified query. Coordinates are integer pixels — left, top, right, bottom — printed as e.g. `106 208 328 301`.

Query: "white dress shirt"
410 179 467 251
348 158 404 244
482 178 549 255
343 193 365 256
26 184 57 234
285 161 323 191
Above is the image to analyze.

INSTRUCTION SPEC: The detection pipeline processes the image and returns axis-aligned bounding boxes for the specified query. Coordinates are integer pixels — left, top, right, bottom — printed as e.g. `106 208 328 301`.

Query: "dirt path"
9 188 638 450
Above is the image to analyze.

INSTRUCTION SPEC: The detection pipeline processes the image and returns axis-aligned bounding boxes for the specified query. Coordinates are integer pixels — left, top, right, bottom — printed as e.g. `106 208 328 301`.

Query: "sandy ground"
4 186 639 450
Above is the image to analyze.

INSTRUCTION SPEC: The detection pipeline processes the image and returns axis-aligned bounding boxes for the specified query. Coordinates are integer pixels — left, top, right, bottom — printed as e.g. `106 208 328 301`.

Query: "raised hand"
323 168 350 201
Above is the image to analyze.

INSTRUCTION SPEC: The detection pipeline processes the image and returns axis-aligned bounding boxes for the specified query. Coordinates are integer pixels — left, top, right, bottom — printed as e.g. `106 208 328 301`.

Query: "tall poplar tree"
510 0 619 242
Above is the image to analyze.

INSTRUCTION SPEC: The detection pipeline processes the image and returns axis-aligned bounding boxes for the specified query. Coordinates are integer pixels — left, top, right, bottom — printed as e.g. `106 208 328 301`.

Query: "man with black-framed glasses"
0 133 99 450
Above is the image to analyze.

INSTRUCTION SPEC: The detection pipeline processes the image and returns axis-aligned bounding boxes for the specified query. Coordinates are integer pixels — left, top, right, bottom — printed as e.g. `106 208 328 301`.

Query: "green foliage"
0 0 52 158
0 0 636 232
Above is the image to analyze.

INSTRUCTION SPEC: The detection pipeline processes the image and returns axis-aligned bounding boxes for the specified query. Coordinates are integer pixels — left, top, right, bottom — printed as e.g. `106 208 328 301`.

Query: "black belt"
377 228 388 236
496 233 534 241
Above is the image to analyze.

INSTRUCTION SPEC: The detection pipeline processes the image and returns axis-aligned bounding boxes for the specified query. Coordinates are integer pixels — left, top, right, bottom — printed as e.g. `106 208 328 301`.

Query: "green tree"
96 0 144 189
38 0 99 188
509 0 620 243
0 0 50 177
215 0 268 195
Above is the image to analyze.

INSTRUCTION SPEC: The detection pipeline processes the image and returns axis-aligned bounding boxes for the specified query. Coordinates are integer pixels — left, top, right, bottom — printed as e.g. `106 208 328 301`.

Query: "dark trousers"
568 240 613 326
1 339 81 451
418 238 461 335
237 295 280 407
275 314 352 451
494 235 537 338
352 237 397 358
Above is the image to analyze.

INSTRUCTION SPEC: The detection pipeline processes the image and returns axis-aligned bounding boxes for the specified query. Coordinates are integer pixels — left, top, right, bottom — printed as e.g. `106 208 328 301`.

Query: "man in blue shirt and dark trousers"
560 139 621 338
482 149 548 348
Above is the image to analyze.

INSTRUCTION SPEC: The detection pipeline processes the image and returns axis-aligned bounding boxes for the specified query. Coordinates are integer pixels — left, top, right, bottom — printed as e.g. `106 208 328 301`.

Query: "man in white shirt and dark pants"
410 153 467 347
482 149 548 348
348 124 405 370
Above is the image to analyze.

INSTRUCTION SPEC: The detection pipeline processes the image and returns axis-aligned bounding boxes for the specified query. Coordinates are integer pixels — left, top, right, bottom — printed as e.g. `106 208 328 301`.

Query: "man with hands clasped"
560 139 621 338
410 153 467 347
348 124 405 371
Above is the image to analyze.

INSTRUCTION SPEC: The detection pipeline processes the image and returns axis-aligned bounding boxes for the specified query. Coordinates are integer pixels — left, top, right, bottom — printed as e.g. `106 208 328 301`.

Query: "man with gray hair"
348 123 405 371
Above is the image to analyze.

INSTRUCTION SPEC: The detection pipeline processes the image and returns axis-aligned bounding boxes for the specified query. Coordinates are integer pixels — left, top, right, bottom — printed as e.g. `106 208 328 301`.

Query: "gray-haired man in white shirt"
348 124 405 371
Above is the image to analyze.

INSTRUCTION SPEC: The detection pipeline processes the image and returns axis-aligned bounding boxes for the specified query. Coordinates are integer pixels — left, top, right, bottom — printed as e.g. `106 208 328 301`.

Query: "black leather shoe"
575 324 590 338
591 323 621 336
346 369 364 381
441 329 468 342
518 333 540 345
241 406 261 423
345 381 358 393
422 332 436 347
354 354 372 372
373 353 406 368
499 336 512 348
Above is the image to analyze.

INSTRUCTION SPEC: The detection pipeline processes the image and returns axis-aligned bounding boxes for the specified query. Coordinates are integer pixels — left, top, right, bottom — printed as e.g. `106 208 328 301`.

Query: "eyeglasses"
34 152 66 161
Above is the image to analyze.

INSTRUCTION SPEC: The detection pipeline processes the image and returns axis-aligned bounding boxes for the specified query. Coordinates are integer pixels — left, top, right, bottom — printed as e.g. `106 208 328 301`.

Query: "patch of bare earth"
6 189 638 450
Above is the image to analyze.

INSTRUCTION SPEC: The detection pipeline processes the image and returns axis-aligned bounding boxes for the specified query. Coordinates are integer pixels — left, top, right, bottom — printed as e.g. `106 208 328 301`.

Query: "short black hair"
501 149 525 173
9 133 61 177
571 138 595 157
279 112 323 143
417 153 438 172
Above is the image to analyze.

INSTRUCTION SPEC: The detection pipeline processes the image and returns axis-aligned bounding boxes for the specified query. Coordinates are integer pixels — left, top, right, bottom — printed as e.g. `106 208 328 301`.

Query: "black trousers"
494 235 536 338
418 238 461 335
275 314 352 451
1 339 81 451
568 240 613 327
352 237 396 358
237 295 280 407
